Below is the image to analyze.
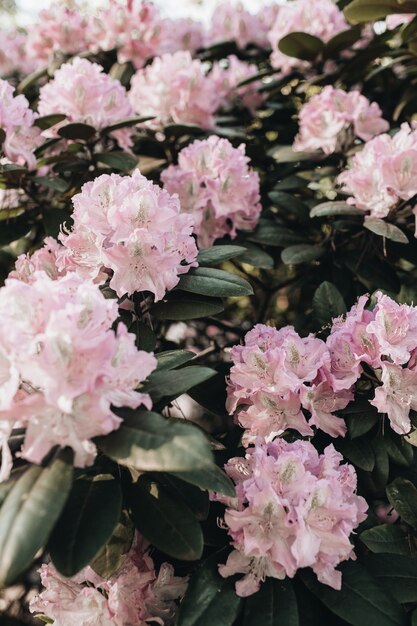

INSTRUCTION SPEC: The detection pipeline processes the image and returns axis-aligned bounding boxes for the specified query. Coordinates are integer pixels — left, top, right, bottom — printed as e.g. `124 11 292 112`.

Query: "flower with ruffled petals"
207 1 277 49
211 55 265 115
0 30 35 77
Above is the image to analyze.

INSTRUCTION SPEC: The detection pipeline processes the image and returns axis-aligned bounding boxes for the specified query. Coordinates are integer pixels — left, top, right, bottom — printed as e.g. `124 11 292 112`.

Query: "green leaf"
171 466 235 497
0 451 73 586
270 145 319 163
156 350 194 370
335 436 375 471
95 151 138 171
102 116 155 132
237 243 274 269
34 114 66 130
57 122 96 140
344 403 379 439
33 176 69 192
160 474 209 521
278 32 325 61
243 578 299 626
310 201 364 218
197 245 246 266
97 410 214 472
364 219 409 244
177 550 242 626
130 477 203 561
387 478 417 529
324 26 363 57
281 244 324 265
164 124 205 137
143 366 216 404
0 213 32 246
344 0 417 24
90 510 135 579
177 267 253 297
131 321 156 351
360 525 413 556
16 67 48 94
300 561 407 626
313 281 346 326
152 293 224 320
48 474 122 577
384 433 414 467
248 218 304 247
365 554 417 603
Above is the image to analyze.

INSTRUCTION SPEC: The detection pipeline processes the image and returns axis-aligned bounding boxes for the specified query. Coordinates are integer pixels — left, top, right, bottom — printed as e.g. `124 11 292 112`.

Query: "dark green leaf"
387 478 417 529
33 176 69 192
365 554 417 602
278 32 325 61
90 510 135 579
130 477 203 560
177 267 253 297
160 474 209 520
95 151 138 171
360 525 412 556
0 213 32 246
248 219 304 247
313 281 346 326
57 122 96 140
97 410 214 472
34 114 66 130
197 245 246 266
335 436 375 471
143 366 216 404
102 116 155 132
243 578 299 626
364 219 408 244
324 26 363 57
310 201 364 218
384 434 414 467
164 124 205 137
237 243 274 269
344 0 417 23
48 474 122 577
281 244 324 265
171 466 235 497
156 350 194 370
152 293 224 320
0 451 73 586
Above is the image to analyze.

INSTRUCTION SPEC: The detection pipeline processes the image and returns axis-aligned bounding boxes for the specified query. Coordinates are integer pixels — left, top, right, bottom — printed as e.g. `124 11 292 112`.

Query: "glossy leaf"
152 293 224 320
197 245 246 266
281 244 324 265
243 578 299 626
142 366 216 403
313 281 346 327
177 267 253 297
360 525 413 556
95 151 138 171
278 32 324 61
57 122 96 140
90 510 135 579
386 478 417 529
364 219 408 244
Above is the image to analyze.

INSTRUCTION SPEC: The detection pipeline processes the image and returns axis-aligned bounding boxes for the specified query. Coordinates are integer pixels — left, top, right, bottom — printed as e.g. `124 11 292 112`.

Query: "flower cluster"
161 136 261 248
226 324 351 444
211 55 265 115
59 170 198 300
0 30 35 77
159 17 205 56
268 0 348 75
215 439 367 596
207 1 278 50
0 271 156 481
30 535 187 626
0 79 41 169
129 51 219 130
38 58 135 150
338 122 417 218
293 86 389 155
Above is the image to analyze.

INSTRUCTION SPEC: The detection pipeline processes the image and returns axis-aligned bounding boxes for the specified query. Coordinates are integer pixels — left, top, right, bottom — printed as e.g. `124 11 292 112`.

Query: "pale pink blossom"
0 79 42 169
161 136 261 248
0 30 35 77
386 14 415 30
11 237 67 283
159 17 205 55
30 535 187 626
211 55 265 114
38 57 135 150
216 439 367 596
129 51 220 130
207 1 278 49
268 0 348 75
293 86 388 155
0 271 157 479
59 170 198 300
371 362 417 435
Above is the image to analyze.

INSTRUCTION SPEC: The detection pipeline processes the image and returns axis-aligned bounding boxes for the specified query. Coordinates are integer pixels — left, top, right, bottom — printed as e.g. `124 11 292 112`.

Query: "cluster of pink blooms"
129 51 219 130
0 270 156 481
214 439 367 596
293 86 389 155
0 79 42 169
268 0 348 75
228 291 417 445
338 122 417 219
211 55 265 115
30 535 187 626
161 136 261 248
0 30 35 77
207 1 279 50
58 170 198 300
38 58 135 151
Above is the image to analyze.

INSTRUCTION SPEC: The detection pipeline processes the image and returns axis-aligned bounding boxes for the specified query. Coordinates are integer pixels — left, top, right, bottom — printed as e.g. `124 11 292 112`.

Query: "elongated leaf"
97 410 214 472
0 451 73 586
310 201 364 218
237 243 274 269
57 122 96 140
34 114 66 130
33 176 69 192
152 293 224 320
0 213 32 246
160 474 209 521
90 510 135 579
177 550 242 626
324 26 363 57
156 350 194 370
313 281 346 326
248 219 304 247
102 116 155 132
278 32 324 60
95 151 138 171
344 0 417 23
384 434 414 467
171 466 235 497
281 244 324 265
364 219 408 244
48 474 122 577
143 366 216 403
300 561 407 626
177 267 253 297
386 478 417 529
130 477 203 560
335 436 375 471
243 578 299 626
197 245 246 266
365 554 417 602
360 525 412 556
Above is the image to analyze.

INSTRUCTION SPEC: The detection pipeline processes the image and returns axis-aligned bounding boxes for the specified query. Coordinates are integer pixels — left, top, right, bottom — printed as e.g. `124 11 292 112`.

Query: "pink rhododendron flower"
159 17 205 55
26 1 89 66
0 30 35 77
0 79 42 169
59 170 198 300
30 535 187 625
0 271 157 479
226 324 349 443
371 362 417 435
38 57 135 150
268 0 348 75
293 86 389 155
215 439 367 596
338 123 417 218
211 55 265 114
161 135 261 248
129 51 220 130
207 1 278 49
11 237 67 283
386 14 415 30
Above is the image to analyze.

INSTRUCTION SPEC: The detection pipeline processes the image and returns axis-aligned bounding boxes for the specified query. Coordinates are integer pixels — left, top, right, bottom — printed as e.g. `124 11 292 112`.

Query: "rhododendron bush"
4 0 417 625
